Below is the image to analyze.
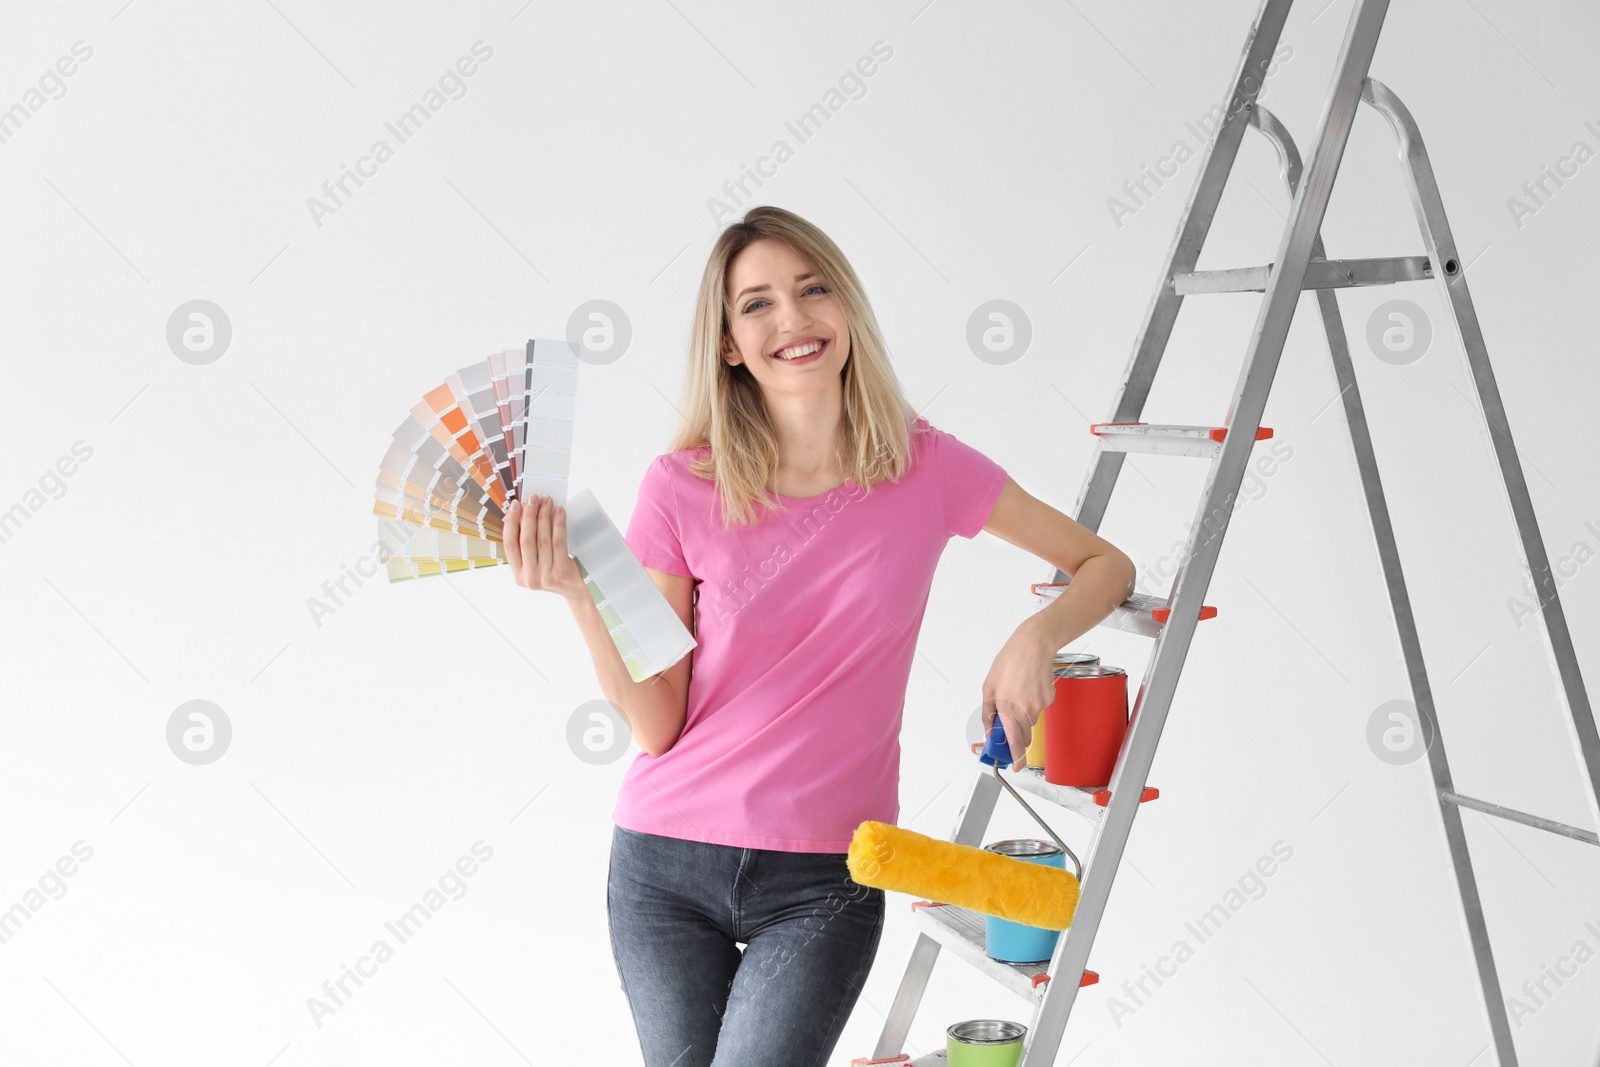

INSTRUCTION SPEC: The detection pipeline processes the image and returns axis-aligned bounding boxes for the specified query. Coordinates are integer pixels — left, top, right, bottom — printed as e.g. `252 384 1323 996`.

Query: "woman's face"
722 239 850 395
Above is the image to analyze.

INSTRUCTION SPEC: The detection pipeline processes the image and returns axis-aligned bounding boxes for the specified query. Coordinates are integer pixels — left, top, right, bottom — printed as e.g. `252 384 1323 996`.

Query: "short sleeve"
925 424 1008 539
624 455 694 577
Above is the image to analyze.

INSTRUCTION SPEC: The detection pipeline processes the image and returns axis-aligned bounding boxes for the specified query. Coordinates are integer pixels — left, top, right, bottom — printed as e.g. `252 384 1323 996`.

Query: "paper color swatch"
372 339 695 680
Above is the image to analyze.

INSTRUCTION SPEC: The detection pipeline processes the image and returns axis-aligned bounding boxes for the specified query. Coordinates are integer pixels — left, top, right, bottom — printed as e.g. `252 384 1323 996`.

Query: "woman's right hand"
504 495 589 601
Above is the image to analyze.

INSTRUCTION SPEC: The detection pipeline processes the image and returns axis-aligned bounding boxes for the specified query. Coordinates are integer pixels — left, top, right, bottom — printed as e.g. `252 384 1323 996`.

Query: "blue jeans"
606 823 885 1066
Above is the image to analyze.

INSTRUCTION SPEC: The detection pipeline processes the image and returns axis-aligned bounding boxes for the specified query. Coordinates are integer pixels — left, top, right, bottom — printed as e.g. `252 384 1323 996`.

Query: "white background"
1 0 1597 1064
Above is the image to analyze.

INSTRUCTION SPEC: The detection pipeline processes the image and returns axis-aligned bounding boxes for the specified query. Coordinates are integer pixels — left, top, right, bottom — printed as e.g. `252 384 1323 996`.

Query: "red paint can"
1025 652 1100 768
1043 666 1129 787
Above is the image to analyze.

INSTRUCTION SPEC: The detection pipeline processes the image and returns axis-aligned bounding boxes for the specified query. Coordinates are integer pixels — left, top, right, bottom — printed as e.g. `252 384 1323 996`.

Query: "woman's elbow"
1105 546 1137 600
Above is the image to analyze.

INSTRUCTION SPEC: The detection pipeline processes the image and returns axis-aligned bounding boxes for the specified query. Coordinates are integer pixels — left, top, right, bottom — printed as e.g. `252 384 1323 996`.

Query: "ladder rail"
1361 76 1600 834
1252 93 1520 1067
1021 4 1395 1062
1070 0 1298 538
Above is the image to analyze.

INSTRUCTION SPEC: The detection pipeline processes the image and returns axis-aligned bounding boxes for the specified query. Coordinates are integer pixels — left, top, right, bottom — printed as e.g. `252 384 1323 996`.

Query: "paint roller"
847 719 1084 930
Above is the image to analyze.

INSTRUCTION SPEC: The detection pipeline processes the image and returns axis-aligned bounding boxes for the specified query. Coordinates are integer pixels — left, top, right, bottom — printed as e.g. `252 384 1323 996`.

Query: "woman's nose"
774 299 808 331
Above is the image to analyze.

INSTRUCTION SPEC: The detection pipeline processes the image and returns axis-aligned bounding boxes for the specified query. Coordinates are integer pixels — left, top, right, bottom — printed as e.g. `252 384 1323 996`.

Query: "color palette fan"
372 339 696 682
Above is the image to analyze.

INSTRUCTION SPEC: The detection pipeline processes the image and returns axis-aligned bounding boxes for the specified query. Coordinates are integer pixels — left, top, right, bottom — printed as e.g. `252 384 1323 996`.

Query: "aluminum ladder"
855 1 1599 1063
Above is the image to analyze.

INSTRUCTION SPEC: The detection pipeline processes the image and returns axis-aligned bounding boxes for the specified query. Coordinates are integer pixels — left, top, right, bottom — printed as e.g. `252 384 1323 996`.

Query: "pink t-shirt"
612 416 1008 853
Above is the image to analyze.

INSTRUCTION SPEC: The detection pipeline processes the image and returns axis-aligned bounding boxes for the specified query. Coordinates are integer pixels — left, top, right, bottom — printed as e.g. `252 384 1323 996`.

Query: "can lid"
1051 651 1101 666
947 1019 1028 1044
1058 665 1126 679
983 838 1062 859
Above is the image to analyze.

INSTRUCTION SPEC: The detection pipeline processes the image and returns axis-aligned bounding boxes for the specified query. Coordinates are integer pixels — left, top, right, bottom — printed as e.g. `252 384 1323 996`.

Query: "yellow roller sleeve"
846 820 1080 931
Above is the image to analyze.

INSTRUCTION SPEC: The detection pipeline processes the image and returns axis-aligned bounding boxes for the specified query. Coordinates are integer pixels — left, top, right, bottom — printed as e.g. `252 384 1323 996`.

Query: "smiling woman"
506 205 1134 1066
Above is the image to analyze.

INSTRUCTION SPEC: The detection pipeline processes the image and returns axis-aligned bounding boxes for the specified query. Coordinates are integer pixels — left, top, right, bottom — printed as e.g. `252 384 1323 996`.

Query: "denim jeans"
606 823 885 1066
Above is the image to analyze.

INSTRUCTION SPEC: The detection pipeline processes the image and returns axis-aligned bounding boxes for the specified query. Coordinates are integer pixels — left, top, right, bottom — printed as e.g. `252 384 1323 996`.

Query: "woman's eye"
742 284 829 314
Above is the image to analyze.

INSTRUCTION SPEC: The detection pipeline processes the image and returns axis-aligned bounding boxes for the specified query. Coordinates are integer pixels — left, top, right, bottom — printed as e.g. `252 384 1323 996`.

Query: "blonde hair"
667 205 923 528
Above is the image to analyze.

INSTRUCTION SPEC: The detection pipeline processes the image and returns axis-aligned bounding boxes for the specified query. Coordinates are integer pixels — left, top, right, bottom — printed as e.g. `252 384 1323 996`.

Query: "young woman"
502 206 1136 1066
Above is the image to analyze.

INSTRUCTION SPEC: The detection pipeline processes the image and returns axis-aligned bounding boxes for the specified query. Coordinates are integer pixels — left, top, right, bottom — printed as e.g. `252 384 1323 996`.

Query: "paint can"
946 1019 1027 1066
981 839 1064 964
1043 666 1129 787
1025 652 1101 768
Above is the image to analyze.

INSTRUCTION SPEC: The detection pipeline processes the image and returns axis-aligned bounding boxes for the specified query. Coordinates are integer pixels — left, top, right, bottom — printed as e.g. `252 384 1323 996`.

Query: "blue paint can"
981 838 1065 964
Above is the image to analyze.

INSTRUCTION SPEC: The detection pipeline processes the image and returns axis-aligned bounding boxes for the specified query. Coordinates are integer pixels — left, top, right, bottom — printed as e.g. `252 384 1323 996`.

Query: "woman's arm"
565 567 694 758
977 476 1138 769
504 496 695 758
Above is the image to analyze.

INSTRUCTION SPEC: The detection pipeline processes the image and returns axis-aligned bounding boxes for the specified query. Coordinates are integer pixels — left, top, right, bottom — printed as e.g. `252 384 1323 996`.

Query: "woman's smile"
770 338 828 365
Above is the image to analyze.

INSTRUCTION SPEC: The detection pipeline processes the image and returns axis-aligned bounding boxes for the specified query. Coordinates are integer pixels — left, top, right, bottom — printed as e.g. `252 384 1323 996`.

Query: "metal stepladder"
854 1 1600 1064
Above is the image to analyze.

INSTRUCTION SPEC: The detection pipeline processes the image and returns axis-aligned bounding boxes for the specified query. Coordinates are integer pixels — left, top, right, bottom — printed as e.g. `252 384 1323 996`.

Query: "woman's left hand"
980 623 1058 771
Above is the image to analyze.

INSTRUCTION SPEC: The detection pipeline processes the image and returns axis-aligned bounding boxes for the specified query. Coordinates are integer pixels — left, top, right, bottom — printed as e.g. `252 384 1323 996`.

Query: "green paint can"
946 1019 1027 1066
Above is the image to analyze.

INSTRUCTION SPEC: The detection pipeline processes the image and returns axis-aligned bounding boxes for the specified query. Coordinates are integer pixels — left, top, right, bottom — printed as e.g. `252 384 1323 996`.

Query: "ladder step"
906 901 1097 1004
1090 421 1272 459
851 1053 945 1065
963 750 1160 819
1033 579 1217 639
1171 255 1434 295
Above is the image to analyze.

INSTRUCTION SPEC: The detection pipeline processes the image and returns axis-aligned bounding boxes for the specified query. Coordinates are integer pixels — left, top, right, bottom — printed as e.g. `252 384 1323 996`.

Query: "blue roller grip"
978 718 1012 767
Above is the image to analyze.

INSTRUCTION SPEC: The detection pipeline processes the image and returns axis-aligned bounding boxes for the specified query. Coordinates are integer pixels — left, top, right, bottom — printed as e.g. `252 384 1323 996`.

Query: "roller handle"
976 718 1084 881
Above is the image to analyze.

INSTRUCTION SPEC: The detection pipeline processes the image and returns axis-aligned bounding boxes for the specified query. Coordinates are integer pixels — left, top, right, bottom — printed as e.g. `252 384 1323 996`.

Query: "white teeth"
775 341 823 360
